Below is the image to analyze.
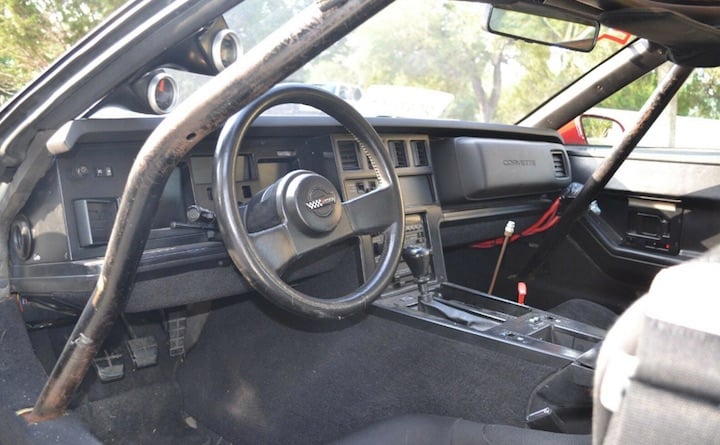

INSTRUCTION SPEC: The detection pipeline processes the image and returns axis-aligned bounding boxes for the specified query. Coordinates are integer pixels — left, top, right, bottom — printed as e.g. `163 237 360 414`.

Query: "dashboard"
8 115 570 312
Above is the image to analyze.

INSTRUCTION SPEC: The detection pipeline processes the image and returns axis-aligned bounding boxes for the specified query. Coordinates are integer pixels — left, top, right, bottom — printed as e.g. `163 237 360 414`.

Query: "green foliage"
677 68 720 119
597 66 720 120
294 1 630 123
0 0 123 103
302 1 515 121
599 70 657 111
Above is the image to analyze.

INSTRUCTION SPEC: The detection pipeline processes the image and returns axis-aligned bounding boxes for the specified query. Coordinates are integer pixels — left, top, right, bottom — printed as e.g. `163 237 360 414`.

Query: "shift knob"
402 245 432 281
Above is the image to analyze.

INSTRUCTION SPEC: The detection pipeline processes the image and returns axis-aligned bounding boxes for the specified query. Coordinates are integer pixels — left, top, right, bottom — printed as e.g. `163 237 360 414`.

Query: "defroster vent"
551 150 569 178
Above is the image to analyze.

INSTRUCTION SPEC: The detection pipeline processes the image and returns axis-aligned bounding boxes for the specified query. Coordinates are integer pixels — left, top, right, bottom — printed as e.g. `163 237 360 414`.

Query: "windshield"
218 0 630 123
0 0 124 104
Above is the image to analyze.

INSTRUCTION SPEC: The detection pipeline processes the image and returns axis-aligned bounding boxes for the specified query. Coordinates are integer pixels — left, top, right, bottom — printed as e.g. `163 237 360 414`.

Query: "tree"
298 1 631 123
677 67 720 119
298 1 512 121
0 0 124 103
224 0 309 49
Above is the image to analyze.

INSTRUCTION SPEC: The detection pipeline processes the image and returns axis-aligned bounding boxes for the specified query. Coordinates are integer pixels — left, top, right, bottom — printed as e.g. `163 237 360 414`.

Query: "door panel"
537 146 720 310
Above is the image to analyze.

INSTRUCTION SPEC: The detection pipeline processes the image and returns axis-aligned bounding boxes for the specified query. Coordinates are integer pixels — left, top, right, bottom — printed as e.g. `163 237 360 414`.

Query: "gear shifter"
401 245 434 303
401 245 498 330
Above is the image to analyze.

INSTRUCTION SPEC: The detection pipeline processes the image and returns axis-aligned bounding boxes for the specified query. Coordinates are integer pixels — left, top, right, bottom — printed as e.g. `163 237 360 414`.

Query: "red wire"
470 197 561 249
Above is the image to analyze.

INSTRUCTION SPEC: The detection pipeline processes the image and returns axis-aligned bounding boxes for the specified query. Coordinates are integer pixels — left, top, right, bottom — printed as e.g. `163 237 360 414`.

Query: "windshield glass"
220 0 630 123
0 0 124 104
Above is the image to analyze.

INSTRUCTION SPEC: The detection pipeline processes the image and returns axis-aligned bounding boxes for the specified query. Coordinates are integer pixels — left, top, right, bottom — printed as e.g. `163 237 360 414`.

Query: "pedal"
166 309 187 358
126 336 158 369
93 351 124 382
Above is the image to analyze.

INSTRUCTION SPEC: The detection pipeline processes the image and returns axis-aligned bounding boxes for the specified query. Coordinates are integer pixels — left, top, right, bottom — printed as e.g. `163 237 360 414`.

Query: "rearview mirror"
485 7 600 52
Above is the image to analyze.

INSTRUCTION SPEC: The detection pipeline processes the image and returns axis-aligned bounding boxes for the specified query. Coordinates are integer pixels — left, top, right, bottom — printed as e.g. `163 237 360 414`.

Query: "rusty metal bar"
518 64 694 280
26 0 395 422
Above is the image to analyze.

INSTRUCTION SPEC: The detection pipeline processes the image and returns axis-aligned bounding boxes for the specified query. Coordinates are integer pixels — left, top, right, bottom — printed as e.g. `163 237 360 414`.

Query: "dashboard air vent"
337 140 360 170
551 151 569 178
411 140 429 166
389 140 408 167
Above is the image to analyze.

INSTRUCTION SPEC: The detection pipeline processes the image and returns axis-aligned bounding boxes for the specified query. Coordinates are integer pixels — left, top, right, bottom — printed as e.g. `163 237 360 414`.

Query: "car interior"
0 0 719 444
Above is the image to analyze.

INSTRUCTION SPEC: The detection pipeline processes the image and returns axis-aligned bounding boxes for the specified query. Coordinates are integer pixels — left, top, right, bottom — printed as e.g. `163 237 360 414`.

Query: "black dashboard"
8 115 571 312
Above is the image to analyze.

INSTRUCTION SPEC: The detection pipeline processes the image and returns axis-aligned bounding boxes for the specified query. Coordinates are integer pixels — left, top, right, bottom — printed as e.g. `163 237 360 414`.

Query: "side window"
561 63 720 149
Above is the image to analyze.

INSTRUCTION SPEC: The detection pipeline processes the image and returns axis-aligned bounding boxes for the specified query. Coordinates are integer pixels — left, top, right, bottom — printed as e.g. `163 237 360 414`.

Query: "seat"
332 246 720 445
550 298 618 330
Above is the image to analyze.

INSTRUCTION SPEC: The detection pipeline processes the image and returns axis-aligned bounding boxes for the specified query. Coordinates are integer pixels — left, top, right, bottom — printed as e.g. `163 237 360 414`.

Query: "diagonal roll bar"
518 64 694 279
26 0 395 423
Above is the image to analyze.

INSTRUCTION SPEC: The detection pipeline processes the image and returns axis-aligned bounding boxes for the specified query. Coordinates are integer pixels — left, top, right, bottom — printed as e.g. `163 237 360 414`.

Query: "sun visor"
601 9 720 67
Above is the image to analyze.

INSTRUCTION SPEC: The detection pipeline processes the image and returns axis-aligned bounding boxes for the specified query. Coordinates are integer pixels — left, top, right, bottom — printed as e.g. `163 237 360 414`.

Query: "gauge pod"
210 29 242 72
147 72 179 114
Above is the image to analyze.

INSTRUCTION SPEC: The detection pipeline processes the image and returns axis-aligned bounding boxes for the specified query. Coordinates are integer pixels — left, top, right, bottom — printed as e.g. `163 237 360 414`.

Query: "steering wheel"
214 85 405 319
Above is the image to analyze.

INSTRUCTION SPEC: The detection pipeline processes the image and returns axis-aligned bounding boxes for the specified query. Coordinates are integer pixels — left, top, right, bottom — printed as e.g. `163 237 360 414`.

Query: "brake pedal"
121 314 158 369
126 336 158 369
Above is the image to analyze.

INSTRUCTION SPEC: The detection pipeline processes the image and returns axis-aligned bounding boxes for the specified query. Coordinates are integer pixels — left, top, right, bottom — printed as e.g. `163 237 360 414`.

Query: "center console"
327 132 605 369
352 134 603 431
374 244 603 434
375 282 603 366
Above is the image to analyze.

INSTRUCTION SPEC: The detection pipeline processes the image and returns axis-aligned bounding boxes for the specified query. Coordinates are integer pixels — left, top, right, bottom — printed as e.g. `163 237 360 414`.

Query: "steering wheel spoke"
343 186 400 235
249 219 354 273
247 223 297 273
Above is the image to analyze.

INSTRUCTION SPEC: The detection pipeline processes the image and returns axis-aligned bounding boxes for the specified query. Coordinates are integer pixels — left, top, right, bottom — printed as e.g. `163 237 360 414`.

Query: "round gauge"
211 29 243 72
147 72 179 114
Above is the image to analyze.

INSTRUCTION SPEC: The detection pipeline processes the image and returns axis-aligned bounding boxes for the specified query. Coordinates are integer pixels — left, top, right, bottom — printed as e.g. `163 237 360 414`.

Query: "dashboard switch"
94 166 113 177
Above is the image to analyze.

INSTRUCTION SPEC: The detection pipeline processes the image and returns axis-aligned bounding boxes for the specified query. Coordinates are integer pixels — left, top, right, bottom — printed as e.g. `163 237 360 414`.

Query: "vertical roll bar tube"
26 0 395 422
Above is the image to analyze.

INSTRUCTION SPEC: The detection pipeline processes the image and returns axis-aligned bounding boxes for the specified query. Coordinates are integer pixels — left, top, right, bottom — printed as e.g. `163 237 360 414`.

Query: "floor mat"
177 296 558 444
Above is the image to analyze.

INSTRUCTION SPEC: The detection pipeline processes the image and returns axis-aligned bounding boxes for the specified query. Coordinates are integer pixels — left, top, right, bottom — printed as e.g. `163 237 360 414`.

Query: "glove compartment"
432 137 571 204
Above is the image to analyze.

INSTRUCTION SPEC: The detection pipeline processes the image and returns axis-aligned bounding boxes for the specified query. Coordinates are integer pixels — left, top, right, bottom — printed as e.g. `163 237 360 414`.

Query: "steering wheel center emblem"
286 172 342 234
305 188 336 217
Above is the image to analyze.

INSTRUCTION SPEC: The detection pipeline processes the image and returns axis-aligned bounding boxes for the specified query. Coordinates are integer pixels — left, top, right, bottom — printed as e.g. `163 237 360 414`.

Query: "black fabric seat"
550 299 618 330
330 414 590 445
